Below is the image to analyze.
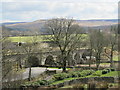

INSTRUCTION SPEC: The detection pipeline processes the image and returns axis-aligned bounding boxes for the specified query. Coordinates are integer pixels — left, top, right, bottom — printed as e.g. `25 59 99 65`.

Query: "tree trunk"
96 53 100 70
96 61 100 70
19 64 22 69
89 58 91 69
17 62 19 71
89 49 92 69
61 51 67 72
19 60 22 69
62 58 67 72
110 46 114 68
63 66 66 72
28 66 31 81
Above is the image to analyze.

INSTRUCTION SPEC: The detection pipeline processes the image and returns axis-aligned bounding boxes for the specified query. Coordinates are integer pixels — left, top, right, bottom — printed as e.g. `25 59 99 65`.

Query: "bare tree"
89 29 105 69
20 31 42 81
1 26 22 88
88 30 94 69
104 26 118 68
21 42 36 81
45 18 83 72
1 25 13 80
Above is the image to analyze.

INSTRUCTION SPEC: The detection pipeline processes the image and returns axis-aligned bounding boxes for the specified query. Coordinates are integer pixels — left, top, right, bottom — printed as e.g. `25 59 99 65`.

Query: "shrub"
80 70 95 77
106 69 111 73
67 72 79 78
37 80 49 85
22 83 33 87
77 72 82 77
92 71 101 76
105 68 115 72
102 70 108 74
31 82 40 86
47 79 55 84
102 68 115 74
23 80 49 86
110 68 115 71
53 73 67 81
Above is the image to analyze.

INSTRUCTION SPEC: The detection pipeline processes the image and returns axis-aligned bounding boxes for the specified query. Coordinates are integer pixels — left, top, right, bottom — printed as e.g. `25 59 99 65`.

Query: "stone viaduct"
4 49 95 67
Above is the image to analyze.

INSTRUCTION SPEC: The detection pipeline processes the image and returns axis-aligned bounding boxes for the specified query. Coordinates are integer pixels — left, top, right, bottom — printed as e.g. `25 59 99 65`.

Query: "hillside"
2 19 118 35
4 20 46 31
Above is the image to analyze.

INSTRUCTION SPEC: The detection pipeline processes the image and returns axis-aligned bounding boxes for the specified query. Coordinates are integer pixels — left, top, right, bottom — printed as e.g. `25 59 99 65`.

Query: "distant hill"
75 19 117 27
1 22 27 25
76 19 118 22
2 19 118 35
4 20 46 31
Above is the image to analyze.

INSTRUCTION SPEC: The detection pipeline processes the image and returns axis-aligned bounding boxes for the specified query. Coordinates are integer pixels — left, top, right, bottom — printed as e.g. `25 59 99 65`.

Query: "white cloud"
1 0 120 3
1 1 119 22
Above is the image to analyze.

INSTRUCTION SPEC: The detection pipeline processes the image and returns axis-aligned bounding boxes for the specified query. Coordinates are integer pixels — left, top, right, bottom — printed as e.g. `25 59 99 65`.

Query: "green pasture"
7 34 88 43
7 35 51 42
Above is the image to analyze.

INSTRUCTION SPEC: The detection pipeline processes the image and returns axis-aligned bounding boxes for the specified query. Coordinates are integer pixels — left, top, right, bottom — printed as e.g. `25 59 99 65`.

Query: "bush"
22 83 33 87
106 69 111 72
67 72 79 78
92 71 102 76
110 68 115 71
102 68 115 74
77 72 82 77
105 68 115 72
37 80 49 85
80 70 95 77
102 70 108 74
53 70 95 81
67 70 95 78
31 82 40 86
53 73 67 81
23 80 49 86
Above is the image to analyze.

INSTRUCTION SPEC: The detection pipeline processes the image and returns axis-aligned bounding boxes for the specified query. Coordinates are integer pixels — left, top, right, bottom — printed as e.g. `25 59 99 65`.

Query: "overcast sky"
1 0 120 22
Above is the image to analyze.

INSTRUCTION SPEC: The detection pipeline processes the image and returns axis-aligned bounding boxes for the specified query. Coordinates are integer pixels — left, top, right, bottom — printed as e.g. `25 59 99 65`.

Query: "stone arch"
56 55 63 66
74 52 85 64
82 53 87 60
74 52 81 64
56 54 76 66
81 49 96 64
67 56 74 66
45 55 56 66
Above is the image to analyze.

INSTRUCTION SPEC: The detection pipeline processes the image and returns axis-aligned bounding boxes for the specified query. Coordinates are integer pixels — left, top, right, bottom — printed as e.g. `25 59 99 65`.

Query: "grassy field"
7 35 50 42
7 34 88 43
